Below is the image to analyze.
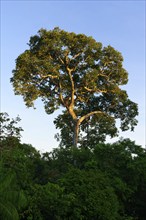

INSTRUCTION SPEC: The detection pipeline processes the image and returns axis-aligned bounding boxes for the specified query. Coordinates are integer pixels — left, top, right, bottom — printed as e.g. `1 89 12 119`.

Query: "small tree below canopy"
0 112 23 141
11 27 138 147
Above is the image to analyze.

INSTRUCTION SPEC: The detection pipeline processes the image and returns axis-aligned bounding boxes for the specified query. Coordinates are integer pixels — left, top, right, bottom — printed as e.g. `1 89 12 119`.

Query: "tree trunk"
73 119 80 148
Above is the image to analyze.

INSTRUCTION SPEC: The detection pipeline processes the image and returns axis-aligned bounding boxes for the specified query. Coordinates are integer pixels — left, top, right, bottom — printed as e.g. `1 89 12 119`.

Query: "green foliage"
1 113 145 219
58 168 119 220
0 112 23 141
54 109 118 147
0 163 27 220
26 182 76 220
11 27 138 146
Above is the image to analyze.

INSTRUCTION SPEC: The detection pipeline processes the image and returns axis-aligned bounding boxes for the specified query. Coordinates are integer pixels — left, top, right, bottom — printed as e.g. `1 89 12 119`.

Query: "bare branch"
66 68 75 109
84 86 108 93
72 52 82 60
59 57 64 64
41 74 58 79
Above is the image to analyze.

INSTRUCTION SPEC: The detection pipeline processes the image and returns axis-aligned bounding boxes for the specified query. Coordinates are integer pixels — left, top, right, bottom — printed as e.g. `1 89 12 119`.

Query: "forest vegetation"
0 112 146 220
1 28 145 219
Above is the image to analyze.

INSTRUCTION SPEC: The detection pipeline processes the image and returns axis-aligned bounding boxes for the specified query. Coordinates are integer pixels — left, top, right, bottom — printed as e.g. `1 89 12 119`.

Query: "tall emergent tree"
11 27 138 147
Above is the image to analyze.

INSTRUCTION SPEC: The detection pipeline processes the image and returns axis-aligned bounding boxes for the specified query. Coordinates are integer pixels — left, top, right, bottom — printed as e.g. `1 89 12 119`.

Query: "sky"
1 0 145 152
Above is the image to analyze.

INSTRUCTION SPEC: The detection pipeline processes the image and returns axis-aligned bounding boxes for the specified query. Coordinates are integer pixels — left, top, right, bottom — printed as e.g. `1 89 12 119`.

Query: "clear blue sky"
1 0 145 152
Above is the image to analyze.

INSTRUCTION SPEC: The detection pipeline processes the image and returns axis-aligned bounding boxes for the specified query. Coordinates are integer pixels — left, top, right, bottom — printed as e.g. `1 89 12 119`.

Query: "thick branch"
66 67 75 108
79 111 105 124
68 106 77 120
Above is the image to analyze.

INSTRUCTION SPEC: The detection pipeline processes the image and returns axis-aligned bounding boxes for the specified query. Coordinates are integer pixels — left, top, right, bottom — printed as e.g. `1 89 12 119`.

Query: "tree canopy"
1 113 146 220
11 27 138 146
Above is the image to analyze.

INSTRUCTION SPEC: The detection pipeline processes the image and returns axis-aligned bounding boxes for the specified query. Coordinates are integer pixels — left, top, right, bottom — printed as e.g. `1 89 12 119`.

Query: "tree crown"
11 27 138 146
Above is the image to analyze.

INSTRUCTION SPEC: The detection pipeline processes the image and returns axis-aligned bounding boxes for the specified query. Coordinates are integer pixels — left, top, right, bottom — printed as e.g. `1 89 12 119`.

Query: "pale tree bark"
72 111 105 148
63 56 106 148
73 119 80 148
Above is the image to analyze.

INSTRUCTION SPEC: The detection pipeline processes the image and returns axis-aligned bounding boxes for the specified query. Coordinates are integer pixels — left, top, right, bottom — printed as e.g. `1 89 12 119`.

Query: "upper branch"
79 111 106 124
66 67 75 108
84 86 108 93
41 74 58 79
71 52 82 60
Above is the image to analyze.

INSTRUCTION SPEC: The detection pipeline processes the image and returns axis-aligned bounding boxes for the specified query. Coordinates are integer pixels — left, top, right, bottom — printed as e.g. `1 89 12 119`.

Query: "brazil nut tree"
11 27 138 147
